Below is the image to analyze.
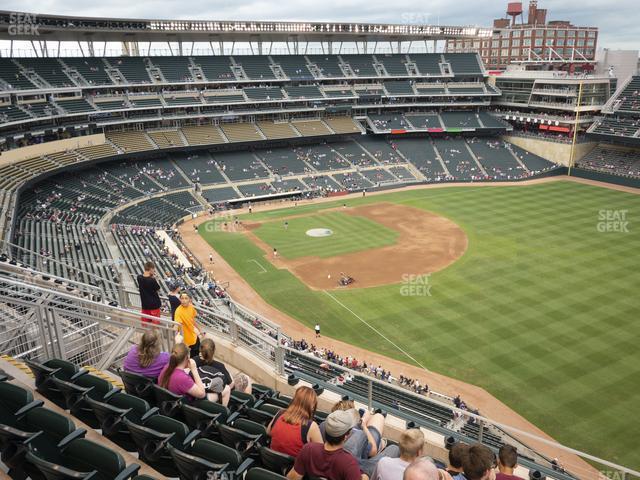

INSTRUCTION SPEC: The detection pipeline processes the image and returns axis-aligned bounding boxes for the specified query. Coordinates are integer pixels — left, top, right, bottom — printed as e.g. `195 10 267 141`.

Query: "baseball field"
200 180 640 469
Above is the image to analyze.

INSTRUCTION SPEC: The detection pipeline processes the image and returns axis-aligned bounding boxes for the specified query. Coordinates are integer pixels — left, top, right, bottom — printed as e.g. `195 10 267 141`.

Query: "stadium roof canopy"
0 11 492 43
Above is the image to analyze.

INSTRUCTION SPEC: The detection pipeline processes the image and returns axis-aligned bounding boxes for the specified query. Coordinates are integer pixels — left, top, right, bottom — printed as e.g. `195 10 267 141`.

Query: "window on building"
557 39 565 46
512 39 520 47
523 39 531 46
535 39 543 46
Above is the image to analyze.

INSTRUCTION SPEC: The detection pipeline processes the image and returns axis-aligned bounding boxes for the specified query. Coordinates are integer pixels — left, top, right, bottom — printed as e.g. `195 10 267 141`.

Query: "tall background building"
447 0 598 72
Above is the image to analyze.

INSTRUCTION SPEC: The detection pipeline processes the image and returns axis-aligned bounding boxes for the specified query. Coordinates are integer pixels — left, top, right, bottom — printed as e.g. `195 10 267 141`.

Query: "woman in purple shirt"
123 331 170 378
158 342 207 402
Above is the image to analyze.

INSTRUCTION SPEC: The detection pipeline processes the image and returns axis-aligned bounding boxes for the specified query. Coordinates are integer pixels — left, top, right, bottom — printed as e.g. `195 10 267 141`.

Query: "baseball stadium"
0 3 638 480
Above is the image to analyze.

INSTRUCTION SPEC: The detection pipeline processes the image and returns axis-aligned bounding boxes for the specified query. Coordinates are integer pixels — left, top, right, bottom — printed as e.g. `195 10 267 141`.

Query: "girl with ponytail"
158 342 206 401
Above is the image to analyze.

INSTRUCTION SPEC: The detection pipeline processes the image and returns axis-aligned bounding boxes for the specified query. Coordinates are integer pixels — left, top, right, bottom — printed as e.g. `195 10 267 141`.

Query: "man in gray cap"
287 409 368 480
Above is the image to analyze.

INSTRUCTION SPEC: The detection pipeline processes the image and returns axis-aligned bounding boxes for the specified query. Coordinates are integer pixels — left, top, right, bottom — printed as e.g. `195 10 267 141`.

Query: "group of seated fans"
122 326 528 480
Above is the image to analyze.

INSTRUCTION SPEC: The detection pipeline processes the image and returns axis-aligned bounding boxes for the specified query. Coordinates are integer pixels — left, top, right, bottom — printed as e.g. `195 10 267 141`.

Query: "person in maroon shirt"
496 445 523 480
287 409 367 480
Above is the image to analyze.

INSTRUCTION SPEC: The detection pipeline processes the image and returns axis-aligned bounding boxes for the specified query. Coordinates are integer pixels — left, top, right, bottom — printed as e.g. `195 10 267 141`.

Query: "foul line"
247 259 267 273
323 290 431 373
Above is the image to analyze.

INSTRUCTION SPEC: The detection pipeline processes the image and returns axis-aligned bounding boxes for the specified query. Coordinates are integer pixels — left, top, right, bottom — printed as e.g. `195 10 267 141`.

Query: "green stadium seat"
25 437 140 480
247 467 288 480
258 446 295 476
124 414 198 477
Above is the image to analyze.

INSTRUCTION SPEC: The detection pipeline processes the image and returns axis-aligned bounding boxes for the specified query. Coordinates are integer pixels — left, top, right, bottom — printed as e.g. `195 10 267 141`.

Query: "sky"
2 0 638 50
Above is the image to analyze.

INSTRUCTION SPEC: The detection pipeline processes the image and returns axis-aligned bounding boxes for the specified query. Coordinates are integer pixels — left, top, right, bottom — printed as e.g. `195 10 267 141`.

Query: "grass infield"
200 182 640 468
251 211 399 259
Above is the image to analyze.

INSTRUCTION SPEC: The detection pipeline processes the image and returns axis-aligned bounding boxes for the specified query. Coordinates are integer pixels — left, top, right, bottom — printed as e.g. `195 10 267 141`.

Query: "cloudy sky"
3 0 638 50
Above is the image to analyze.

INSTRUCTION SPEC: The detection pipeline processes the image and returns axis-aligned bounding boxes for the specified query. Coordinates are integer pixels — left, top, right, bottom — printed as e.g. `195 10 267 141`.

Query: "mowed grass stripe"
201 182 640 469
251 211 399 259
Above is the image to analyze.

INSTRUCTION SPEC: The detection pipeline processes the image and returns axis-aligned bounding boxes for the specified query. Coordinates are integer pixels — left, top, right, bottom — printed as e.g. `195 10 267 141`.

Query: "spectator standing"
137 261 161 324
371 428 424 480
174 292 204 357
123 331 169 378
496 445 523 480
287 409 365 480
268 386 323 457
167 284 181 321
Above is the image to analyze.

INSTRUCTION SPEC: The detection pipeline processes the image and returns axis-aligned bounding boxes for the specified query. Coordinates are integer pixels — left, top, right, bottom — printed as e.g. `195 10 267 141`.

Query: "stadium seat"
152 383 184 418
24 359 86 408
124 414 199 477
246 407 275 425
182 401 224 439
7 406 85 478
220 420 266 458
51 374 120 427
85 392 158 451
168 438 252 480
247 467 288 480
118 369 156 406
258 446 295 476
25 437 140 480
229 390 257 412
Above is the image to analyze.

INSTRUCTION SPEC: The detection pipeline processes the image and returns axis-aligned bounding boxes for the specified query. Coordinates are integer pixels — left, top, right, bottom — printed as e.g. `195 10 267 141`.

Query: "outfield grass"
251 211 398 259
200 181 640 469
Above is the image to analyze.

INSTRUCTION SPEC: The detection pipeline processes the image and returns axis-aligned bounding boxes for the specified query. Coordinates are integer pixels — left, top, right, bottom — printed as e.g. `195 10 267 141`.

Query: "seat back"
152 384 183 417
246 407 275 426
20 407 76 443
182 403 221 438
234 418 267 437
61 438 128 480
258 446 295 476
167 443 228 480
118 369 155 405
107 392 152 423
264 397 290 409
46 359 81 380
25 450 96 480
192 399 230 423
145 415 191 447
247 467 288 480
229 390 256 410
23 359 66 407
193 438 243 469
74 374 117 399
123 417 177 477
0 381 34 415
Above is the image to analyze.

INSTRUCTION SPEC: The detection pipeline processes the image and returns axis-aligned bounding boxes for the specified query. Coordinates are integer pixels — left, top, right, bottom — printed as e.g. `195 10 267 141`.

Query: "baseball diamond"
197 181 640 468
